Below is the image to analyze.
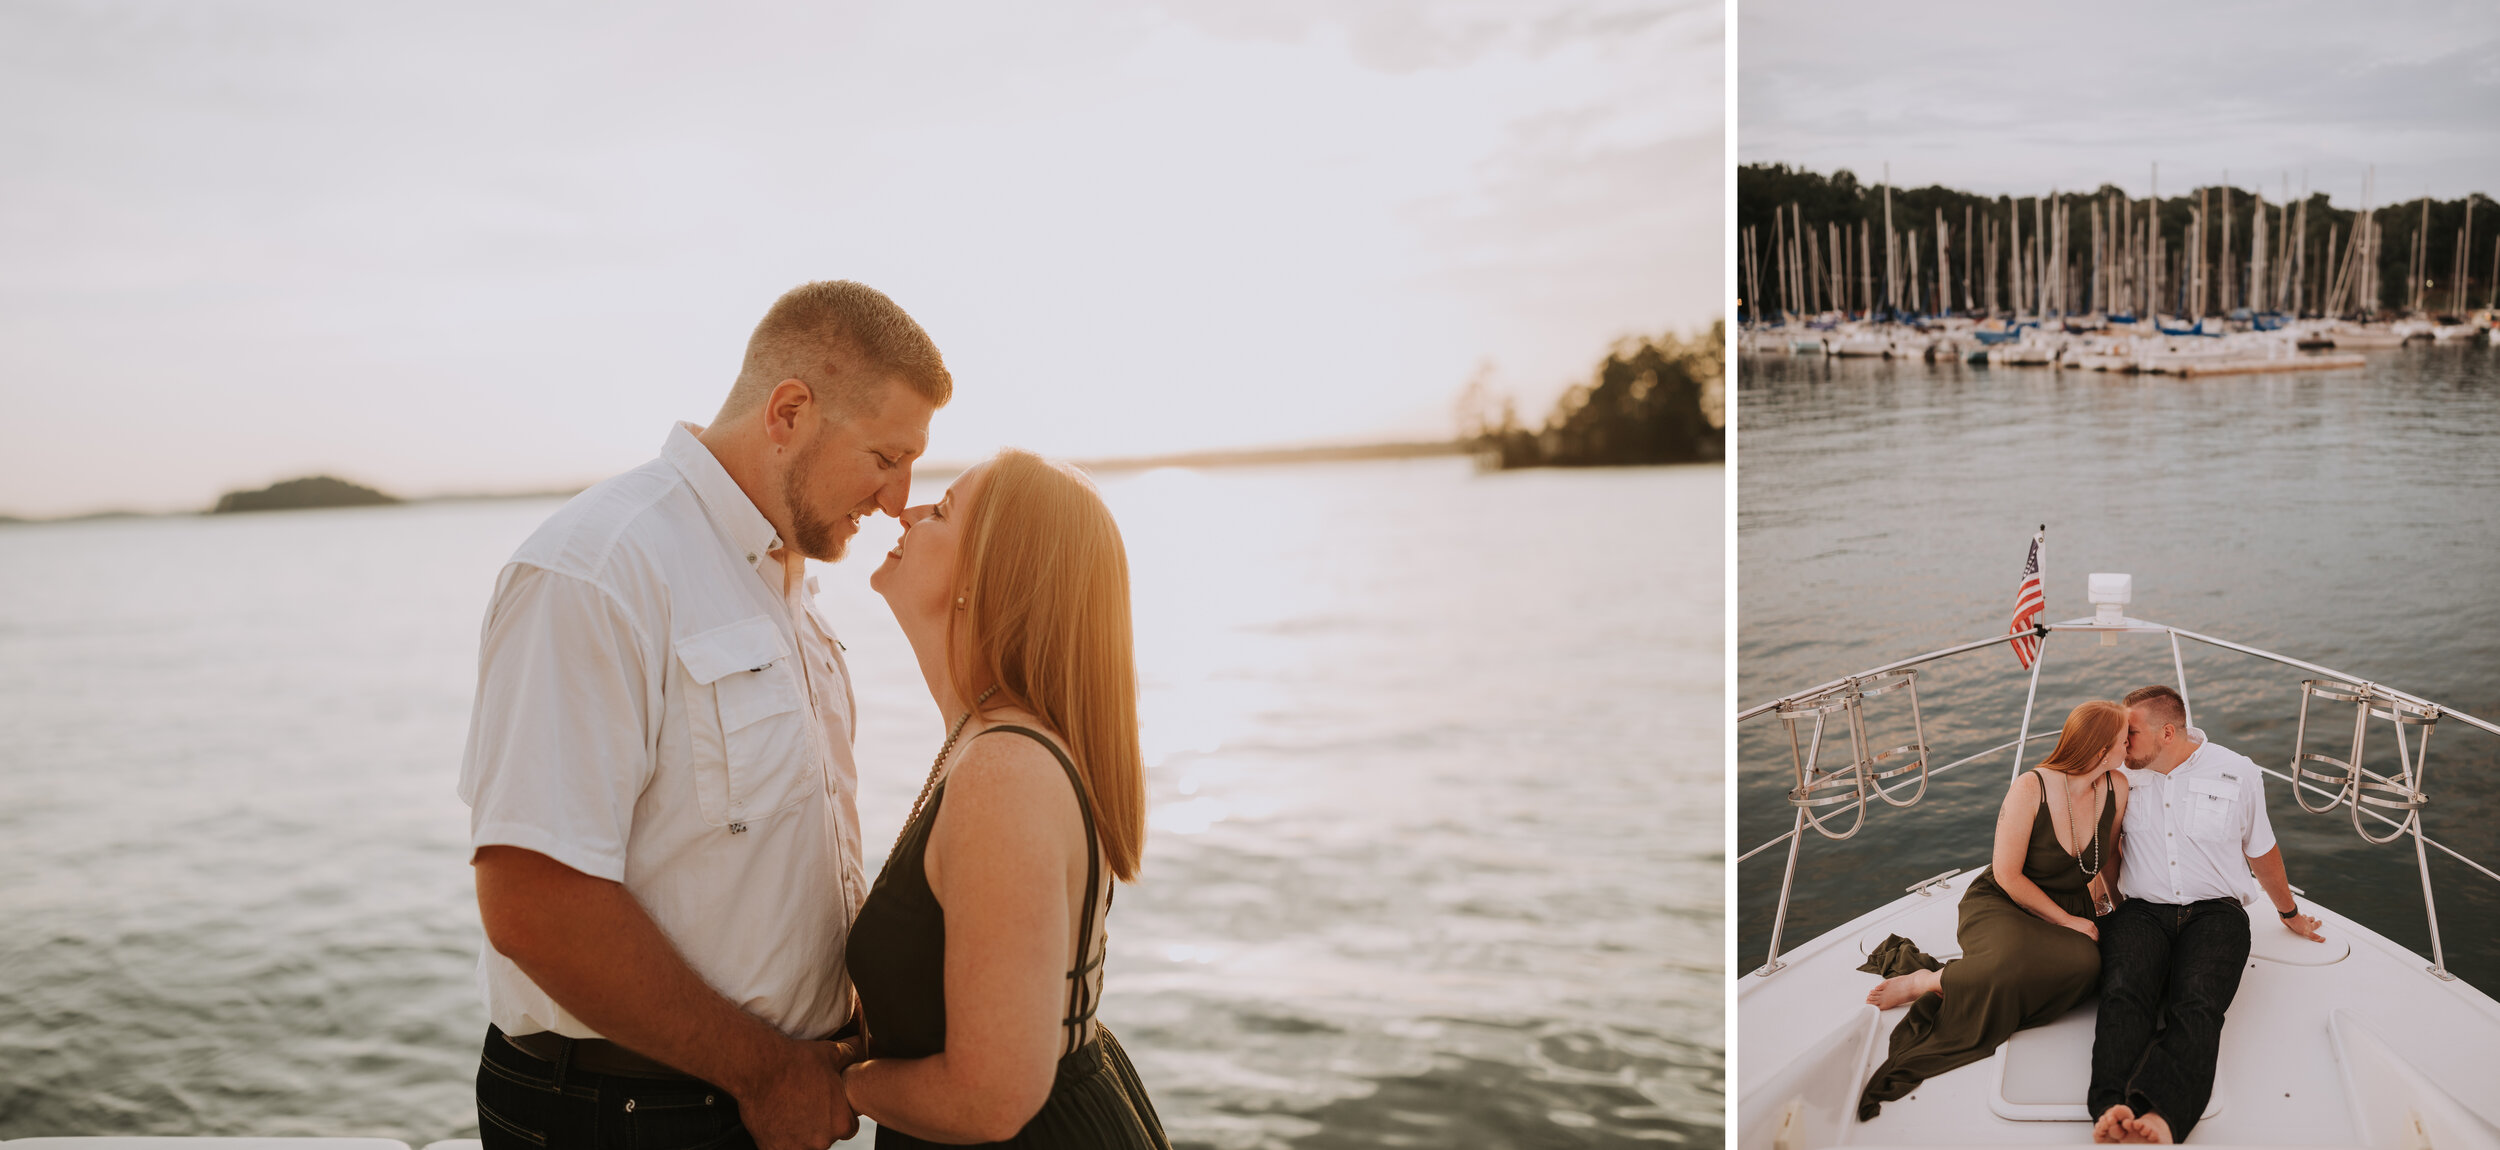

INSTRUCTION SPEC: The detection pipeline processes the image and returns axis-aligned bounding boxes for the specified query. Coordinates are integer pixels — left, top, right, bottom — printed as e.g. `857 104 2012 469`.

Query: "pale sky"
1742 0 2500 206
1 0 1719 517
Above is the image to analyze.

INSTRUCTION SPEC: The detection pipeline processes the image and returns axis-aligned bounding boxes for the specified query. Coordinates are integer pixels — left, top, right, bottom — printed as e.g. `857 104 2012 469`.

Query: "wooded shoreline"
1740 164 2494 322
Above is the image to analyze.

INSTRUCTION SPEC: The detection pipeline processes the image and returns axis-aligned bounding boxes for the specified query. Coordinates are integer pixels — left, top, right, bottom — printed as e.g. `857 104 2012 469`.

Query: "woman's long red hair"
2038 700 2126 776
948 449 1146 881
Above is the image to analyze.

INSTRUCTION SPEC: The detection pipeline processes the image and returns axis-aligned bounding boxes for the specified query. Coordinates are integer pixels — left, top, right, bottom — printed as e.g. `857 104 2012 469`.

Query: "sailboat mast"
1882 166 1897 314
1936 208 1951 317
1963 203 1974 313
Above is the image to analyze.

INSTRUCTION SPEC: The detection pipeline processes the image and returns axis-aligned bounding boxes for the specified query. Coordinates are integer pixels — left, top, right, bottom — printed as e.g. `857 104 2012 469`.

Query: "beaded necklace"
890 684 999 861
2059 771 2105 877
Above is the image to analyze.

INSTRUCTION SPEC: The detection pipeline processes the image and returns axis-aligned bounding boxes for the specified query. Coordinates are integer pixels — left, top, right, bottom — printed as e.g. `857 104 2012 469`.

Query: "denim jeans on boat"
2088 897 2251 1142
476 1026 755 1150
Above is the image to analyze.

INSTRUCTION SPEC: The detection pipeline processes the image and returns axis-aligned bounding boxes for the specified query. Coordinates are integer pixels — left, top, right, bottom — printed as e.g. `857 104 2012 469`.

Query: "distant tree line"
1460 322 1724 468
1740 163 2494 319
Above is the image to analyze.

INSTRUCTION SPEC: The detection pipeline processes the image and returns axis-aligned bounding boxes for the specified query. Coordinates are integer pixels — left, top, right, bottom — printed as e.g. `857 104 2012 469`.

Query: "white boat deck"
1739 867 2500 1150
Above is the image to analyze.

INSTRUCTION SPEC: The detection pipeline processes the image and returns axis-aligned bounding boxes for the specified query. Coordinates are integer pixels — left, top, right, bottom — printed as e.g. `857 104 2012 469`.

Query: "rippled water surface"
1738 344 2500 996
0 456 1720 1148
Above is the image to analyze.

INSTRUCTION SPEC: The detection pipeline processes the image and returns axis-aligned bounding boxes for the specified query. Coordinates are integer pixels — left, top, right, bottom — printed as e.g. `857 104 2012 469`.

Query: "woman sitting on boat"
1856 699 2132 1121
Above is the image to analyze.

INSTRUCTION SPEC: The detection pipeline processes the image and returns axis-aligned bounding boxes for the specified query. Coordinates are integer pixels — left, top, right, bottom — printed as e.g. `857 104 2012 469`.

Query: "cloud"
1741 0 2500 202
0 0 1702 515
1143 0 1704 73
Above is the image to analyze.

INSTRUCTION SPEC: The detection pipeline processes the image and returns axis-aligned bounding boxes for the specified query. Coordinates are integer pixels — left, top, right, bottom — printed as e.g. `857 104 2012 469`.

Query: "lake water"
1737 342 2500 995
0 455 1721 1149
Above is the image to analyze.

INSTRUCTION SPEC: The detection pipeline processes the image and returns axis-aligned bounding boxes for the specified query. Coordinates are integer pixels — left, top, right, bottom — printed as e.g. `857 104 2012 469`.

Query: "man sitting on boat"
2090 685 2326 1144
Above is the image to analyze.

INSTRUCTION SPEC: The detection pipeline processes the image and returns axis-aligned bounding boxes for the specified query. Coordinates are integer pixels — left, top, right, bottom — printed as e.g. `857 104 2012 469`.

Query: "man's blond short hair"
2125 684 2188 731
717 281 951 424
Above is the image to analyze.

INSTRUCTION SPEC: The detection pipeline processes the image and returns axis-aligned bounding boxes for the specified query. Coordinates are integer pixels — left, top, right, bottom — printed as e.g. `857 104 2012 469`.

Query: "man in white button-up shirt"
2088 685 2326 1144
458 282 949 1150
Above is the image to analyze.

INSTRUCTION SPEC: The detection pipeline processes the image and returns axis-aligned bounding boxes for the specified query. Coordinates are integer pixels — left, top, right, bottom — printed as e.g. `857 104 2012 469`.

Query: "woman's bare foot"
2092 1105 2134 1143
2122 1111 2172 1144
1865 969 1940 1009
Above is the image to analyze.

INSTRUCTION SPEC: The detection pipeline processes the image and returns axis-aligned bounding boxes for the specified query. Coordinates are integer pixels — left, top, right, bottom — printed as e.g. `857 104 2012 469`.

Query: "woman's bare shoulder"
929 725 1087 889
946 722 1083 821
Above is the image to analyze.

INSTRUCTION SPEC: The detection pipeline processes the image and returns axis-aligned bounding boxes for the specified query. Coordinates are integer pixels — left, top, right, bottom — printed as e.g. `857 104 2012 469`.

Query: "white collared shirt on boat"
458 421 864 1041
2115 728 2277 906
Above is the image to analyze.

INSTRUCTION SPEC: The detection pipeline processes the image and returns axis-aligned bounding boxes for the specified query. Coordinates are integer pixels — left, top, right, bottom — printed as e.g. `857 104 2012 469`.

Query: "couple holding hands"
456 282 1168 1149
1855 687 2327 1143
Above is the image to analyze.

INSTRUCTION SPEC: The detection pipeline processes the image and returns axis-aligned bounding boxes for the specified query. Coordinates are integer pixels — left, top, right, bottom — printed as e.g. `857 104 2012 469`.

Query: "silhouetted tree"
1472 322 1724 468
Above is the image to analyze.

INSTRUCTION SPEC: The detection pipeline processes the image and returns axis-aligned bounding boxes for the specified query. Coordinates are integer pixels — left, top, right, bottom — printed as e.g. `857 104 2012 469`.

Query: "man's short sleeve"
457 564 656 881
2241 756 2278 859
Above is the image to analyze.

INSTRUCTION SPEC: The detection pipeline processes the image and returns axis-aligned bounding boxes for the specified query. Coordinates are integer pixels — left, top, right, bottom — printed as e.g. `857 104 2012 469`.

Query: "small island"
211 475 402 514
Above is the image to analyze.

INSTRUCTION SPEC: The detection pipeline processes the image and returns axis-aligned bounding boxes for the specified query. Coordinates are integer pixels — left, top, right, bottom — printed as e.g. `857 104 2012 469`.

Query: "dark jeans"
2089 898 2250 1142
477 1026 754 1150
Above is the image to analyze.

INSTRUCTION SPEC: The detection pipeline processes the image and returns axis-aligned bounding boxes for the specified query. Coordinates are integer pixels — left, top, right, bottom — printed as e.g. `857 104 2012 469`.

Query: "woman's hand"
2063 915 2100 942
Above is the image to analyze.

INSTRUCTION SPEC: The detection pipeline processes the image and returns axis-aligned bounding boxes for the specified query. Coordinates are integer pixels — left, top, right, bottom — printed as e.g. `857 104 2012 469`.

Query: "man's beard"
781 441 848 561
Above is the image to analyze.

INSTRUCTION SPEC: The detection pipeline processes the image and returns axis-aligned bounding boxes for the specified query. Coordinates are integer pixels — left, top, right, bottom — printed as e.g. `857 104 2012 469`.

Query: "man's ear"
764 378 814 447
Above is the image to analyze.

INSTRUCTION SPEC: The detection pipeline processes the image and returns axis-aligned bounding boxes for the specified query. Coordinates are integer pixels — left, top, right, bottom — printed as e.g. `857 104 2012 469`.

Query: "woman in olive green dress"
1856 699 2134 1121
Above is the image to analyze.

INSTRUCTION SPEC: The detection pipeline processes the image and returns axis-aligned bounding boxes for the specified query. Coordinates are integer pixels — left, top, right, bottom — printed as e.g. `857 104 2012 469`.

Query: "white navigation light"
2088 573 2133 626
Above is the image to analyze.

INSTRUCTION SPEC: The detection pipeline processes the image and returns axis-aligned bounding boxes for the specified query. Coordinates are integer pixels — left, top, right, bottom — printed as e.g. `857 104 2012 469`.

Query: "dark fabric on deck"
1858 934 1944 978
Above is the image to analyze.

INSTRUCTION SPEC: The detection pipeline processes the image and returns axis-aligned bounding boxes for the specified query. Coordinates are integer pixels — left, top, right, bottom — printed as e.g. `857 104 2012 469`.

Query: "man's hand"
741 1038 859 1149
474 848 858 1143
2248 847 2321 942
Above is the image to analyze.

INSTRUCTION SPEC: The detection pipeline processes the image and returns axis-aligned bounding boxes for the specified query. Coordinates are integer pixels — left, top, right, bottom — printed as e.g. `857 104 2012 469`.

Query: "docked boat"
1829 328 1917 359
1984 340 2061 368
2310 324 2410 350
1738 574 2500 1148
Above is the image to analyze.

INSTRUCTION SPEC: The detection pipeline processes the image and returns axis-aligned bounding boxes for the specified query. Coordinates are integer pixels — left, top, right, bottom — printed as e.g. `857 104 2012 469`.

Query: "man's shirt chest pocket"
677 615 815 827
2185 776 2240 843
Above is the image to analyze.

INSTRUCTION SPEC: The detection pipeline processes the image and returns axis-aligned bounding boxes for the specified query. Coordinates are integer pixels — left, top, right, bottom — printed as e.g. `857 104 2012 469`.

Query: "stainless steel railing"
1739 617 2500 982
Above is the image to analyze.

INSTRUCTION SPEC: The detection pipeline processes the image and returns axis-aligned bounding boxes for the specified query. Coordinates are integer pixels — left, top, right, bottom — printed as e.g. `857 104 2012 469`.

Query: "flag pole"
2009 525 2048 781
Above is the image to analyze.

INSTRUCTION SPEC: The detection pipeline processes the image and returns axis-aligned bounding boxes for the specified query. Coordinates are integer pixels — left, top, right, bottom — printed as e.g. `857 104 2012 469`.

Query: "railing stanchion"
1757 808 1807 977
2414 819 2453 981
2009 631 2049 780
2169 629 2194 729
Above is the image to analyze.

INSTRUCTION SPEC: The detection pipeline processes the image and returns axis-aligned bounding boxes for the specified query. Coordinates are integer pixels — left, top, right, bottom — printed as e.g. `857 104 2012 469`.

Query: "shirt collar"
661 422 785 584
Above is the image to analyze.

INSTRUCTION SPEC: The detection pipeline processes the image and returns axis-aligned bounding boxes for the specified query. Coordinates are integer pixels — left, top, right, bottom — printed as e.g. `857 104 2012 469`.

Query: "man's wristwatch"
2278 907 2301 919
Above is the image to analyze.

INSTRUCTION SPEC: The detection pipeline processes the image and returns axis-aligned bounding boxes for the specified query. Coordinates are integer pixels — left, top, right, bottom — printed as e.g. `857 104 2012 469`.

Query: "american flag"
2008 527 2045 668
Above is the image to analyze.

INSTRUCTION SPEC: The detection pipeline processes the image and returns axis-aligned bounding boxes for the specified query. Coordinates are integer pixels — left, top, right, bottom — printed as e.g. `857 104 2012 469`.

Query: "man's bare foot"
2092 1105 2134 1143
1865 969 1940 1009
2122 1110 2172 1144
